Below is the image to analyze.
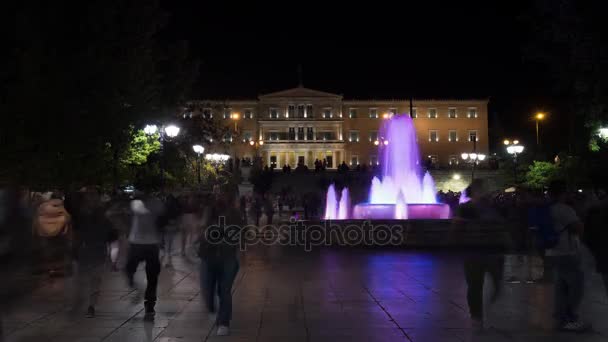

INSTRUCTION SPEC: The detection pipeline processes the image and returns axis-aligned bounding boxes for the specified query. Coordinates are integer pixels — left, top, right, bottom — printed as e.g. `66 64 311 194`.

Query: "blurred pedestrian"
32 193 73 276
264 194 275 225
453 179 505 331
544 180 589 332
161 193 181 268
180 193 201 258
198 189 242 336
125 193 165 319
585 195 608 298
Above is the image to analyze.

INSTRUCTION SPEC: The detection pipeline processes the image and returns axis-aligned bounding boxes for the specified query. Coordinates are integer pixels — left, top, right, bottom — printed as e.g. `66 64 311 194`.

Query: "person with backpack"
32 193 73 276
542 180 589 332
125 192 165 319
197 189 242 336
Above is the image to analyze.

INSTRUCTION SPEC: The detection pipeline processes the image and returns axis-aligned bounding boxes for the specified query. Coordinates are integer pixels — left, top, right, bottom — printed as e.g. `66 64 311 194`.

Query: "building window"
270 155 277 168
242 131 253 142
223 132 232 143
320 132 332 141
411 108 417 118
270 108 279 119
429 130 439 142
244 109 253 119
323 108 332 119
448 155 459 166
269 132 280 141
297 127 304 140
468 130 478 142
349 131 360 142
467 107 478 118
369 130 378 142
448 108 457 118
369 155 378 166
306 127 314 140
369 108 378 119
389 108 397 115
306 104 313 118
288 127 296 140
428 108 437 119
350 155 359 166
448 130 458 142
223 108 231 119
203 108 213 119
297 104 305 118
288 105 295 118
349 108 358 118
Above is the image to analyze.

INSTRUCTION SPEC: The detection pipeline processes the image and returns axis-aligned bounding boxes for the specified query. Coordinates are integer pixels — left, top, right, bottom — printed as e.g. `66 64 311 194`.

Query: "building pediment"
259 87 342 100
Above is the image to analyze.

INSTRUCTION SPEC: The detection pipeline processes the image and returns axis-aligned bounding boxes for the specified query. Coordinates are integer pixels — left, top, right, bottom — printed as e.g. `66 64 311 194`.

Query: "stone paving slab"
2 241 608 341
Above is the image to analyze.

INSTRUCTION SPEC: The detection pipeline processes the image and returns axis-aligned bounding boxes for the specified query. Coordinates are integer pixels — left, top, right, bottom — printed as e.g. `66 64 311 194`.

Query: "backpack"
34 199 71 237
528 204 564 250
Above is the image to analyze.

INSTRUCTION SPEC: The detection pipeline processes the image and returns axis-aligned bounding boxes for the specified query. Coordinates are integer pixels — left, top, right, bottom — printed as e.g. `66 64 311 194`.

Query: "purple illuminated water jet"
325 114 451 220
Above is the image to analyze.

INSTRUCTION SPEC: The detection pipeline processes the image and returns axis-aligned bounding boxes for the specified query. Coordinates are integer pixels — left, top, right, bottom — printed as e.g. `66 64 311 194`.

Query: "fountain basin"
352 203 451 220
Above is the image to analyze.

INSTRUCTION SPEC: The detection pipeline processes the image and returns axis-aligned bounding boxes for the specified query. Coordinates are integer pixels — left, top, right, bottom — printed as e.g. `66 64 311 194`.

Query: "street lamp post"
249 139 264 166
534 112 545 147
505 140 524 182
461 152 486 181
144 124 180 189
192 144 204 185
231 113 240 132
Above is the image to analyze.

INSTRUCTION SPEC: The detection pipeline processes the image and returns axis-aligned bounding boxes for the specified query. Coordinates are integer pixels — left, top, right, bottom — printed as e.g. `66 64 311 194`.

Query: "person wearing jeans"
126 243 161 311
198 189 242 336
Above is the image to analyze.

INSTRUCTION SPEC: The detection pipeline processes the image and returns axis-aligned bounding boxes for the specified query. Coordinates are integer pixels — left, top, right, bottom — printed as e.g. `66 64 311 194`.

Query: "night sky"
161 1 554 152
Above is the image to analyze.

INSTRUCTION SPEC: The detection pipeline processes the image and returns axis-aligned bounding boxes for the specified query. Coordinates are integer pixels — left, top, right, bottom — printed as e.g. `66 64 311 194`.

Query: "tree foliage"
524 161 559 190
1 0 199 190
120 130 161 166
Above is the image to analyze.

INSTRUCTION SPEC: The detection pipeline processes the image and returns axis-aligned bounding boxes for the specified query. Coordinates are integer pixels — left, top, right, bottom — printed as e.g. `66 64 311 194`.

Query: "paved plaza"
1 243 608 342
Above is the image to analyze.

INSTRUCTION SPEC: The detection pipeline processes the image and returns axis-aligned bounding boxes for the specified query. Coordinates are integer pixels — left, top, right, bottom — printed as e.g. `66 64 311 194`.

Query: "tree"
525 161 559 190
0 0 199 191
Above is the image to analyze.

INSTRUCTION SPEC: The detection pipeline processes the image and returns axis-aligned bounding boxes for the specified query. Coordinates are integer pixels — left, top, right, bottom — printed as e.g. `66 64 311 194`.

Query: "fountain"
326 114 451 220
338 188 350 220
324 183 338 220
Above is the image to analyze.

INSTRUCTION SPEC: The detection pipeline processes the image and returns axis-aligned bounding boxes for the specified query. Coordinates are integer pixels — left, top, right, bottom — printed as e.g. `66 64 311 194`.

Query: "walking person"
585 194 608 298
104 195 131 271
198 189 242 336
180 193 201 258
252 195 262 227
543 180 590 332
66 190 114 318
125 192 165 319
453 179 505 331
161 193 180 268
264 194 275 225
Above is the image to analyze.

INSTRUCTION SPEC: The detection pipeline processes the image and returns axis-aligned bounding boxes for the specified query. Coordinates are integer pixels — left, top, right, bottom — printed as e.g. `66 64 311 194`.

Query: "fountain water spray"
325 114 451 219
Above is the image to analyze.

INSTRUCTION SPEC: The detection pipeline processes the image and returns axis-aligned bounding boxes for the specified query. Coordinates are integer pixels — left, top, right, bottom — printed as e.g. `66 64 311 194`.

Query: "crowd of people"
2 178 608 336
454 179 608 333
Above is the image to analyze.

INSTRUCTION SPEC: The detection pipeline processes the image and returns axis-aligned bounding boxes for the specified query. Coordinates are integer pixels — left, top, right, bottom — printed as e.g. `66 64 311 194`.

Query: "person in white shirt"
125 193 164 319
545 180 589 332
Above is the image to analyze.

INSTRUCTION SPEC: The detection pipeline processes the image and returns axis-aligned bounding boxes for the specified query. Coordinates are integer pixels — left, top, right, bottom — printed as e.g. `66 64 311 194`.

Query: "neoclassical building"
188 87 489 169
